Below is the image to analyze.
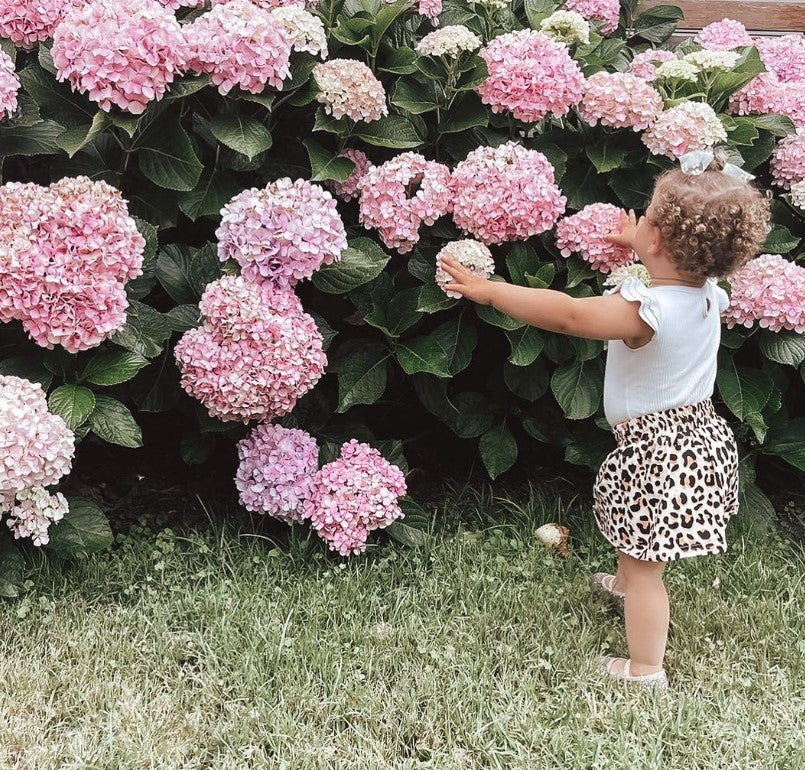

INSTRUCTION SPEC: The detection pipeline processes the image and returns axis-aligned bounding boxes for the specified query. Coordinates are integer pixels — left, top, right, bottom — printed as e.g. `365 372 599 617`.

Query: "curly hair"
645 153 771 280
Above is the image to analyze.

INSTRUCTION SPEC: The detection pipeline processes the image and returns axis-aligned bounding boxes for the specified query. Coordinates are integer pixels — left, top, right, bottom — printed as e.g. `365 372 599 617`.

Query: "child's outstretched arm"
440 257 653 345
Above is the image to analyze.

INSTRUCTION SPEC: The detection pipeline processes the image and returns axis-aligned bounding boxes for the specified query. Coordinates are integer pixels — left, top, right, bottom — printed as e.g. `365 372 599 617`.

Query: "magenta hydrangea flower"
476 30 585 123
183 0 293 95
642 101 727 159
753 35 805 83
724 254 805 333
0 0 80 49
52 0 185 114
0 177 144 352
358 152 452 254
628 49 677 81
0 376 75 495
450 142 566 245
3 486 69 547
770 128 805 189
555 203 636 273
313 59 388 123
216 178 347 289
302 440 407 557
694 18 752 51
579 72 663 131
565 0 620 35
236 423 319 524
0 49 19 120
329 149 373 202
174 276 326 423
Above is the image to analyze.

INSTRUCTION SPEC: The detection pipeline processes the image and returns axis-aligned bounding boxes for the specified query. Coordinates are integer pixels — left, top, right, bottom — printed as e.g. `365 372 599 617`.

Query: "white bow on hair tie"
679 149 755 182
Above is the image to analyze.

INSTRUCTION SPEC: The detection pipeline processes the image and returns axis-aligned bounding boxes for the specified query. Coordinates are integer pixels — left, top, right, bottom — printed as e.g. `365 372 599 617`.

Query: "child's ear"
647 222 664 256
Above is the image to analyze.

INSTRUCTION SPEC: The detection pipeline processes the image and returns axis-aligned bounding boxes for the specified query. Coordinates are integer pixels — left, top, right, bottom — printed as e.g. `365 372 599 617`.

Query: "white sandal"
591 572 626 613
600 656 668 689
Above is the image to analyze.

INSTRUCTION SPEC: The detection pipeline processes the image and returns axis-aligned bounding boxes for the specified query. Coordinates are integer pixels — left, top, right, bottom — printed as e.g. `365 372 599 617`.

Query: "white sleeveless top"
603 276 729 427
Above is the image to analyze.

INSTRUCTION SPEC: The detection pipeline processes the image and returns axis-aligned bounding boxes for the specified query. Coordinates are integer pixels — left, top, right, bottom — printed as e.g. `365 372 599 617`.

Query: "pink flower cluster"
269 5 327 58
579 72 663 131
183 0 292 95
313 59 388 123
754 35 805 83
330 149 373 202
476 30 585 123
555 203 636 273
642 101 727 159
450 142 566 245
0 0 80 49
729 73 805 128
694 18 752 51
358 152 452 253
174 276 326 423
628 49 677 82
0 49 19 119
52 0 185 114
0 177 144 352
302 440 407 556
0 376 74 495
417 0 441 24
565 0 620 36
212 0 305 8
236 423 319 524
217 178 346 289
3 486 68 547
158 0 203 9
724 254 805 333
770 128 805 189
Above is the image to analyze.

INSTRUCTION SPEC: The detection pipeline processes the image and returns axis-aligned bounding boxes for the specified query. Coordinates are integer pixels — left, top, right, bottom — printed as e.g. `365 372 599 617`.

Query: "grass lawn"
1 486 803 770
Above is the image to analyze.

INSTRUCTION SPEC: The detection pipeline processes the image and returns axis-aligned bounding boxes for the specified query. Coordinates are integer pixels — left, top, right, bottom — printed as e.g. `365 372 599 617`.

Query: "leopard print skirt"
593 399 739 562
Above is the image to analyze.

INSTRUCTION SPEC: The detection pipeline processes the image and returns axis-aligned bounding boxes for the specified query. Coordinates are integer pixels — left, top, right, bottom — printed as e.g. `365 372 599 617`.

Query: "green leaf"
479 422 518 479
137 122 203 191
507 326 544 366
0 541 24 599
0 120 63 156
130 354 182 413
476 298 525 330
89 395 142 448
312 239 389 293
353 116 423 149
18 64 95 128
506 243 538 285
385 498 430 547
737 131 777 171
504 359 549 401
156 243 222 304
716 360 771 421
46 499 113 559
180 432 216 465
396 337 451 377
55 110 109 158
48 385 96 430
309 310 337 351
110 300 172 358
551 360 603 419
763 418 805 471
391 78 439 114
761 224 800 255
209 113 272 160
303 138 355 182
178 167 241 221
608 167 654 209
632 4 683 44
432 312 478 375
759 331 805 367
416 283 459 314
523 0 556 29
585 144 628 174
440 92 489 134
0 356 53 390
336 344 389 412
79 350 149 386
378 47 418 75
734 113 795 138
166 74 211 101
166 304 202 333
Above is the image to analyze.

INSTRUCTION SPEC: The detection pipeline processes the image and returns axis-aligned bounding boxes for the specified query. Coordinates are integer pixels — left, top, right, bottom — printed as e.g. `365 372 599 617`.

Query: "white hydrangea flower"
540 10 591 46
474 0 508 10
603 263 651 287
268 6 327 58
436 239 496 298
416 25 482 57
683 49 740 71
4 486 68 547
791 179 805 208
655 59 700 82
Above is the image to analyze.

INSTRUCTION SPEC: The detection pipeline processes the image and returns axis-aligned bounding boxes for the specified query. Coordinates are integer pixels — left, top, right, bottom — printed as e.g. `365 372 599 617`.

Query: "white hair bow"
679 149 755 182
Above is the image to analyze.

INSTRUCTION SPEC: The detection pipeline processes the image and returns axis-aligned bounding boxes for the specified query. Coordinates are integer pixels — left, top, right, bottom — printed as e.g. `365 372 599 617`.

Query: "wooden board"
639 1 805 33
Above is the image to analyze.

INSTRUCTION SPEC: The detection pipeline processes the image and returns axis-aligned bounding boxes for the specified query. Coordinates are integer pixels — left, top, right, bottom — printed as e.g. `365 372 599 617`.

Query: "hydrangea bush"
1 0 803 586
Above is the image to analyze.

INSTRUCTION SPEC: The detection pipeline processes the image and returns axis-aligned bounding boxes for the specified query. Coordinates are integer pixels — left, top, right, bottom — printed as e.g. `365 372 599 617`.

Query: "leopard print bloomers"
593 399 739 562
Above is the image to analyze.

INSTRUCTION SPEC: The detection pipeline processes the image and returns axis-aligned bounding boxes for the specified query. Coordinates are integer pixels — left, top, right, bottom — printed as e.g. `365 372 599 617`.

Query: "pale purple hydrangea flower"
753 35 805 83
555 203 636 273
729 75 805 128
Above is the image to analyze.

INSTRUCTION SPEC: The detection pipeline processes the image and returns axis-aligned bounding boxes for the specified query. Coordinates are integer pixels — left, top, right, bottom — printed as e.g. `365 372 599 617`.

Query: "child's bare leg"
613 551 628 594
616 552 669 676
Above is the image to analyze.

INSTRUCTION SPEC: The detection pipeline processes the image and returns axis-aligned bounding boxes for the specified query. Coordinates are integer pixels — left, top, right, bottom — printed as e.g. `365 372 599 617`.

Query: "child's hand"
439 257 496 305
603 209 638 249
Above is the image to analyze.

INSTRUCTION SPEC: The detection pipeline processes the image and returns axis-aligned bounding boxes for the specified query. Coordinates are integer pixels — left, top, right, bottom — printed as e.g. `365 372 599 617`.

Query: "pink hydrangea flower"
329 149 373 202
770 128 805 189
450 142 566 245
628 49 677 81
0 376 75 495
579 72 663 131
236 423 319 524
417 0 441 24
694 18 752 51
642 101 727 159
728 73 805 127
476 29 585 123
3 486 68 547
174 276 326 423
0 177 144 352
358 152 452 253
565 0 620 36
0 49 19 119
313 59 388 123
555 203 636 273
183 0 293 95
753 35 805 83
52 0 185 114
212 0 305 8
216 178 347 289
158 0 203 9
0 0 80 49
302 440 407 557
724 254 805 333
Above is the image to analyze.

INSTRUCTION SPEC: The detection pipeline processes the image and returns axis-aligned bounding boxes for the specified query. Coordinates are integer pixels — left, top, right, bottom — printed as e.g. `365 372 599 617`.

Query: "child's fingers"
628 209 637 225
443 283 465 296
440 260 470 281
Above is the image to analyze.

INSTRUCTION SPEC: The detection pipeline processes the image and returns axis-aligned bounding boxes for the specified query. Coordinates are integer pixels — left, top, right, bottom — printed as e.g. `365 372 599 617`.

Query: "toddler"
439 150 771 687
